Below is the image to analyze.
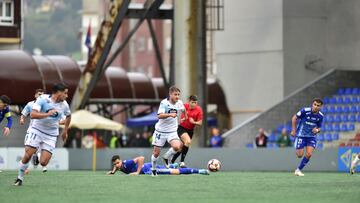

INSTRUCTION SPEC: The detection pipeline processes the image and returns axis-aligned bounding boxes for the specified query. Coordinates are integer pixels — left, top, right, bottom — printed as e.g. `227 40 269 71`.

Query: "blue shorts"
294 137 317 150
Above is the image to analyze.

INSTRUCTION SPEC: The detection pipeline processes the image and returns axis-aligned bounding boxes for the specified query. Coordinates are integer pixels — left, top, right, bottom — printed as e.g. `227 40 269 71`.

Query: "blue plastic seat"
350 105 357 113
268 133 277 142
327 115 334 122
337 88 345 95
341 114 348 122
349 114 356 122
325 133 333 142
335 106 342 113
334 115 341 122
348 123 355 131
345 88 352 95
326 124 334 132
344 97 351 104
357 114 360 122
340 123 348 132
323 97 330 105
317 133 325 142
246 143 254 148
351 97 358 104
321 106 328 114
352 88 359 95
332 133 339 140
333 123 340 132
290 136 295 143
329 106 336 113
337 97 344 104
343 106 349 113
329 97 337 104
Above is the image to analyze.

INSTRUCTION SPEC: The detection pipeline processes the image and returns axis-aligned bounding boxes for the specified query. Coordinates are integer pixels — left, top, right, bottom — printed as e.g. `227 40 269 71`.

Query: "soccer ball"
207 159 221 172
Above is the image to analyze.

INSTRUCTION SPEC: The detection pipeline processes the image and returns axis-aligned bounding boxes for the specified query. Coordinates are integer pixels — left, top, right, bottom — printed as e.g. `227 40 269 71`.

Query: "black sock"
171 152 181 163
180 146 189 162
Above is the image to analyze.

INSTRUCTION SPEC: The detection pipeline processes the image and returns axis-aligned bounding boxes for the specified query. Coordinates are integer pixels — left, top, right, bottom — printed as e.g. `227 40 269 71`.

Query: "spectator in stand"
210 127 222 148
255 128 268 148
277 128 291 148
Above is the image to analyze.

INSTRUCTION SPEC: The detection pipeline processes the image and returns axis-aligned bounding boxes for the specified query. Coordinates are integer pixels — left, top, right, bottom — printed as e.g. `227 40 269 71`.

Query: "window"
0 0 14 25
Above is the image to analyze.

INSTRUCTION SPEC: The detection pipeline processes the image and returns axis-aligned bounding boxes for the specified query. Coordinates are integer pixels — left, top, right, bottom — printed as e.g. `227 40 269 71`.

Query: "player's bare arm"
290 115 297 136
61 115 71 142
30 109 57 119
130 156 145 175
158 112 177 119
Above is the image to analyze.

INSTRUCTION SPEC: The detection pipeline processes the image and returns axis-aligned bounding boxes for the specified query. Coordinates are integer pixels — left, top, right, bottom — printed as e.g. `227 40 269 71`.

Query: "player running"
0 95 12 137
169 95 203 168
20 89 48 172
14 83 71 186
107 155 209 175
291 98 324 176
350 153 360 174
151 86 186 176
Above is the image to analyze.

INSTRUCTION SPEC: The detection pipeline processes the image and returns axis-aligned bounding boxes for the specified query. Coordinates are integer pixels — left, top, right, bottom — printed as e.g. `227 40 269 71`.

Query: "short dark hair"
0 95 11 105
169 86 180 93
313 98 324 105
35 89 44 94
189 95 198 101
111 155 120 164
52 83 68 93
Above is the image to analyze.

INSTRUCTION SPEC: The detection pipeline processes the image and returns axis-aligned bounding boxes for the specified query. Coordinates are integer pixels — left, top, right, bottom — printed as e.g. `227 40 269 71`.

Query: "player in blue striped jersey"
291 98 324 176
107 155 209 176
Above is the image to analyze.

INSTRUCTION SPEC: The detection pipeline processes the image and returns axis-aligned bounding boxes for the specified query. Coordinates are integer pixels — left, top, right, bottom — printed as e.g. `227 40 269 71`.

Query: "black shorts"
177 125 194 139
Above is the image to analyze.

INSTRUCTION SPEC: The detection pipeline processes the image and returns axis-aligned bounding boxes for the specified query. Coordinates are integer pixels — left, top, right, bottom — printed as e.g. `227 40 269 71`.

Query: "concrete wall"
215 0 284 126
283 0 360 95
68 148 338 172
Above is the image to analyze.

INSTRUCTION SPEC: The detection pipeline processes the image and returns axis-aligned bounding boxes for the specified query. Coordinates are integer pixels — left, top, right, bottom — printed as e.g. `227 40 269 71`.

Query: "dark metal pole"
147 19 169 89
197 0 208 147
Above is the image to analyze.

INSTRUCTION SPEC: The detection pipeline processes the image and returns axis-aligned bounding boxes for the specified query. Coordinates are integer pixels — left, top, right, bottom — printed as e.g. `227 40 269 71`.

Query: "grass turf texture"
1 171 360 203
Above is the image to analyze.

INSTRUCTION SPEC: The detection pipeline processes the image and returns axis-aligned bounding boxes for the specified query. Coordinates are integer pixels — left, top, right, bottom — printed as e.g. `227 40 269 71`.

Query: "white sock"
163 148 176 159
151 154 158 170
354 155 360 165
18 161 29 181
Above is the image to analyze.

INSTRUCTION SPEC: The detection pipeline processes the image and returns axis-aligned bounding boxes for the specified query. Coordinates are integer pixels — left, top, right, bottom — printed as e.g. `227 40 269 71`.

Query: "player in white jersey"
20 89 45 172
150 86 186 176
14 83 71 186
350 153 360 174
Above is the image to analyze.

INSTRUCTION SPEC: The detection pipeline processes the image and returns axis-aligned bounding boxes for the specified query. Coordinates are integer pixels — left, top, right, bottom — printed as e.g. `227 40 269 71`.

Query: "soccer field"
1 171 360 203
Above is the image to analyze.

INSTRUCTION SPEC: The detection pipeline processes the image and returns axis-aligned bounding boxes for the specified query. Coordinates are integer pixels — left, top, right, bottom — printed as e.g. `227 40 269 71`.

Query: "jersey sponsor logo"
305 121 316 126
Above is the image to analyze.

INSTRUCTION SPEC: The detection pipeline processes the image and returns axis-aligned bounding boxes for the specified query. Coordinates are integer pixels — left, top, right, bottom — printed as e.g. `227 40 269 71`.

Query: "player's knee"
184 140 191 147
40 160 48 166
305 153 312 159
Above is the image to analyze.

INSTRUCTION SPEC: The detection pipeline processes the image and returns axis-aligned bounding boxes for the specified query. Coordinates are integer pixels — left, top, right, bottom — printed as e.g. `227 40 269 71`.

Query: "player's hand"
189 118 195 124
312 128 319 134
20 117 25 125
107 171 115 175
47 109 57 117
169 113 177 118
290 130 296 137
129 172 139 175
61 131 68 142
3 127 10 136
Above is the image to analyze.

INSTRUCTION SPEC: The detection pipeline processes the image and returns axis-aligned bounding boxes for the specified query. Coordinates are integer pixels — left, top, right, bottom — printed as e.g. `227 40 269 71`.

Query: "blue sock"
179 168 199 174
298 157 310 170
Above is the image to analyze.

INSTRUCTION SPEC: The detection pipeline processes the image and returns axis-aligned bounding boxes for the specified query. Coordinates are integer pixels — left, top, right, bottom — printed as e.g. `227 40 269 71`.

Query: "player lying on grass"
107 155 209 175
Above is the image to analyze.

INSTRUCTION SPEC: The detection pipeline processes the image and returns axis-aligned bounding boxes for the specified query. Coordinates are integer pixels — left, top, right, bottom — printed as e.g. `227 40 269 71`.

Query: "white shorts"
24 128 58 154
152 130 180 147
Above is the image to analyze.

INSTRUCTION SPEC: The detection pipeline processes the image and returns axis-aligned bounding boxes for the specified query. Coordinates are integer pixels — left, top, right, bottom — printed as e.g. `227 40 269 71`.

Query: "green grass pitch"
1 171 360 203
